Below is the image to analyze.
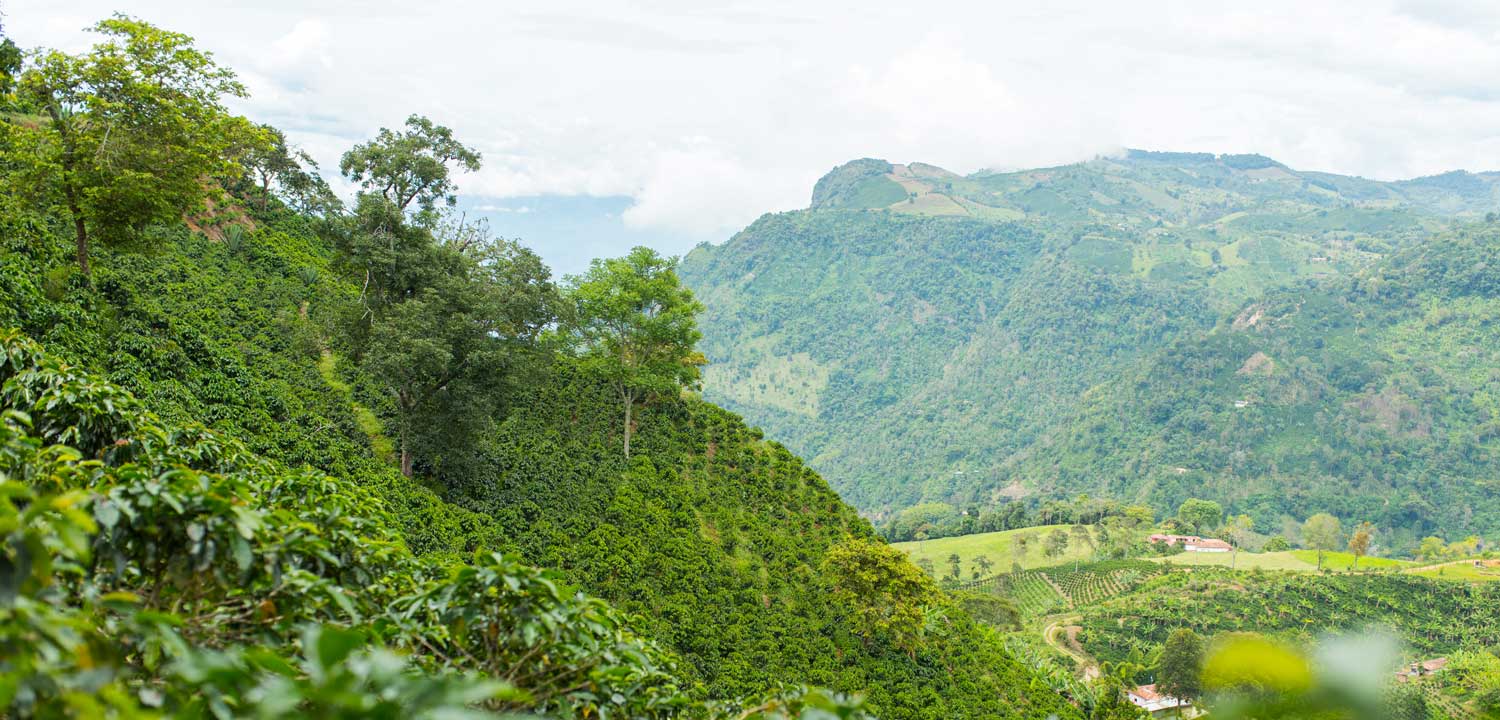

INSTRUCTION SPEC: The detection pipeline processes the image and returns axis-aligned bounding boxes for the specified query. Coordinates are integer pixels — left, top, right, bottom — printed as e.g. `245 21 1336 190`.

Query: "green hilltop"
0 17 1079 719
680 152 1500 548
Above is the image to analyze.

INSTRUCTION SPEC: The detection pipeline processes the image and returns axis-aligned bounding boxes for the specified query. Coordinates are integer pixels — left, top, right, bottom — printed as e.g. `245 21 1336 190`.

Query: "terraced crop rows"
967 560 1166 617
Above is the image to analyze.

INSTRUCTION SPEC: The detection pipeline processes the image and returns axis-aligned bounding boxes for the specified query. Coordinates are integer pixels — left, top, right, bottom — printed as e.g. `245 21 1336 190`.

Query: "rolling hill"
680 152 1500 541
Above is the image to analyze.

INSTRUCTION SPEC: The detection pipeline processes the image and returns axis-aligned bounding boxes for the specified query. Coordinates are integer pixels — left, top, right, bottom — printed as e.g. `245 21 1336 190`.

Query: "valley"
6 7 1500 720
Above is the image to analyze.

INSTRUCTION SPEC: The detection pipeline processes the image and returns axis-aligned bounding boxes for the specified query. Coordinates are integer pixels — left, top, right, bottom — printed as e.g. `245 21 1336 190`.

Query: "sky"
13 0 1500 275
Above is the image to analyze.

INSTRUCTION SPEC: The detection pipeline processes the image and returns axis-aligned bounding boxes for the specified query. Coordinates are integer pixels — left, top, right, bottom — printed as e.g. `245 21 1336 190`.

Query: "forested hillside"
1013 223 1500 549
0 16 1079 719
681 210 1213 510
681 154 1500 529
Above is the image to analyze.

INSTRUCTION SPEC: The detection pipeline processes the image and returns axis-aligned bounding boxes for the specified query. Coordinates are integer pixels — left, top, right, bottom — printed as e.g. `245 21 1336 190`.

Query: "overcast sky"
14 1 1500 273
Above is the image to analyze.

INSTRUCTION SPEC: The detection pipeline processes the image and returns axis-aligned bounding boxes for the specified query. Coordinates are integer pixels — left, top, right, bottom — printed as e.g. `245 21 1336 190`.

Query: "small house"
1148 534 1203 546
1127 684 1194 718
1395 658 1448 682
1183 538 1232 553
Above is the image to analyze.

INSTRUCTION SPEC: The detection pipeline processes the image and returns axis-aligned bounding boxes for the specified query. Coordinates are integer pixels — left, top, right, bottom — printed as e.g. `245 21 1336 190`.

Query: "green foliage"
339 114 481 217
1158 628 1205 702
1178 498 1224 533
566 246 705 458
1077 569 1500 676
1012 223 1500 547
966 559 1165 617
1303 513 1344 569
362 232 555 476
14 15 251 275
808 159 895 209
821 539 939 656
236 123 340 216
682 155 1500 545
0 329 695 718
2 100 1077 720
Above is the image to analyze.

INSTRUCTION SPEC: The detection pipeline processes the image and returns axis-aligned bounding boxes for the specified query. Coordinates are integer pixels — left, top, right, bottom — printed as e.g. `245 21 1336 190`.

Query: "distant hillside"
680 152 1500 529
1010 222 1500 549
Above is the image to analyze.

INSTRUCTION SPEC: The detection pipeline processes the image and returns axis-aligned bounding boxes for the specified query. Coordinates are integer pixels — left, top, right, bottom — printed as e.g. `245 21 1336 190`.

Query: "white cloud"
13 0 1500 241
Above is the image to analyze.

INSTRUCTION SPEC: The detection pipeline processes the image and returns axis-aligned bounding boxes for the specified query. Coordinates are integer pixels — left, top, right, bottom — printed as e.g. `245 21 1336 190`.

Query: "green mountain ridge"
680 152 1500 542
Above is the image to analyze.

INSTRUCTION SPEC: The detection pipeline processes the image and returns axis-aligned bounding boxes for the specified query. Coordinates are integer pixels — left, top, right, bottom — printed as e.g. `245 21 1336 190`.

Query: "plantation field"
893 525 1111 575
968 560 1166 617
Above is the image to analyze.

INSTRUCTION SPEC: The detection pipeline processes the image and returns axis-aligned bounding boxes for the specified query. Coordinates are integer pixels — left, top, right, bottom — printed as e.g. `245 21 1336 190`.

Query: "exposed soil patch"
1237 351 1276 376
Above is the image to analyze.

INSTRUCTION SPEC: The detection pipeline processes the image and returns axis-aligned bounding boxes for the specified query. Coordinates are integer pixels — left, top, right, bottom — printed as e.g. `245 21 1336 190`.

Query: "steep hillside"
680 152 1497 518
1011 223 1500 548
1 201 1076 719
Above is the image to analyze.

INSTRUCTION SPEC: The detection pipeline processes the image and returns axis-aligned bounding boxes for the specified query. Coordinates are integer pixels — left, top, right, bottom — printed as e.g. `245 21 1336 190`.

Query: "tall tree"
1176 498 1224 533
239 123 338 214
1225 514 1255 570
1158 628 1204 711
0 19 20 98
1044 528 1069 559
568 247 705 458
821 539 938 658
340 114 480 218
1418 536 1447 563
364 237 555 477
1302 513 1343 570
16 16 249 276
972 554 994 580
1347 522 1374 570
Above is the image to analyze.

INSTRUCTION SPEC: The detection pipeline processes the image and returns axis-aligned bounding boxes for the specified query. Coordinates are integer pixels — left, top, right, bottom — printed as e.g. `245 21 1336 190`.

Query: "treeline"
879 494 1154 542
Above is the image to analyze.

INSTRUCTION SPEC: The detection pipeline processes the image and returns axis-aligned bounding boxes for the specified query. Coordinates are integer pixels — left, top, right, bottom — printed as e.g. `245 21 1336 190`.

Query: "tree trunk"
623 397 633 458
68 194 90 278
399 420 411 474
47 104 90 278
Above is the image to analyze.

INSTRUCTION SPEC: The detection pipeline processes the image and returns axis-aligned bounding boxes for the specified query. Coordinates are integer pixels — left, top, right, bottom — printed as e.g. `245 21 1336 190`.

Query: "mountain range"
680 151 1500 548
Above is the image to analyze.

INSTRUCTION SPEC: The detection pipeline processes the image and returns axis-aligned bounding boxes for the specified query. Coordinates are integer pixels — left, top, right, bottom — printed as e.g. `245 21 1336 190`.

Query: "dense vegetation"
1019 223 1500 549
0 16 1083 719
681 209 1213 512
1077 569 1500 671
680 154 1500 547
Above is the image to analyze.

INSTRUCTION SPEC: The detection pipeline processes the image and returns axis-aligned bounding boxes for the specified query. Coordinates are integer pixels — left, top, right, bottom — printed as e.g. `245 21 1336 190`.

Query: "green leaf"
309 625 364 671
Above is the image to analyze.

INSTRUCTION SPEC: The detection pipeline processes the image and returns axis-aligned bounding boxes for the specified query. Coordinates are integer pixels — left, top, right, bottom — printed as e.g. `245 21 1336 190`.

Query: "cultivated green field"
1288 549 1414 570
1408 560 1500 582
892 525 1120 574
1148 549 1415 572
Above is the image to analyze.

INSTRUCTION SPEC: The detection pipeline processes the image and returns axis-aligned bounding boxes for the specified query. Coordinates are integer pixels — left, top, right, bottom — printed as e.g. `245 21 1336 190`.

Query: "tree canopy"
339 114 481 217
567 246 705 457
14 15 250 276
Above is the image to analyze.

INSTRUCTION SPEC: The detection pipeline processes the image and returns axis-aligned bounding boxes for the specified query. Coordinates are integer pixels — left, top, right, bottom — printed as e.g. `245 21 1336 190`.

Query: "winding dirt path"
1042 615 1099 680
